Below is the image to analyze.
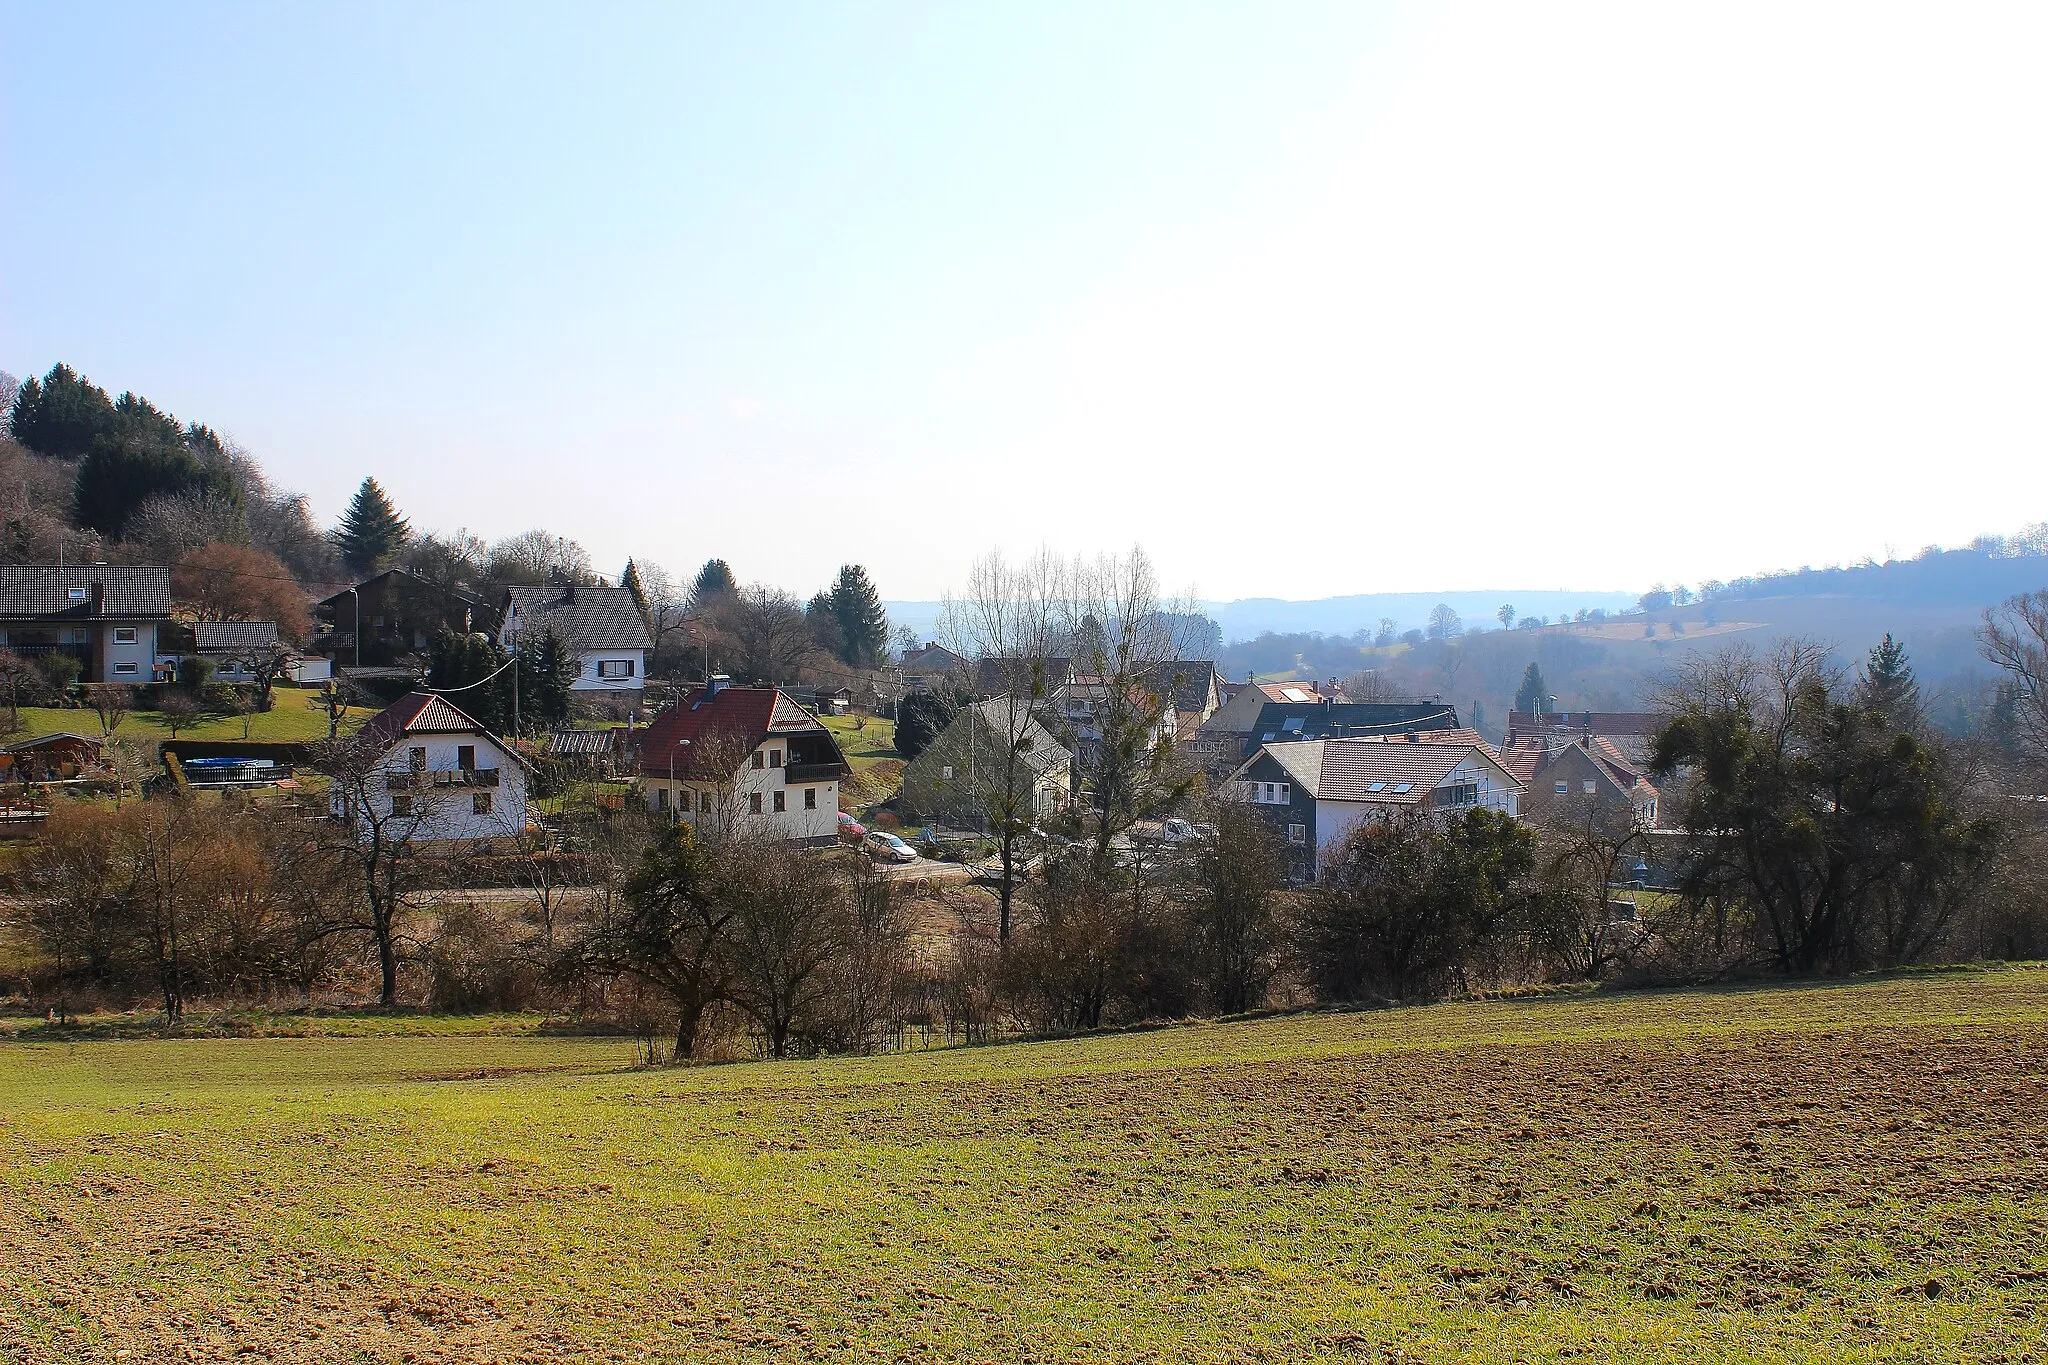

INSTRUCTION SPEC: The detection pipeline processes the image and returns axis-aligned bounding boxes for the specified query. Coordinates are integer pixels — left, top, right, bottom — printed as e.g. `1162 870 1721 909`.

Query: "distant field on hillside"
822 712 902 805
5 968 2046 1363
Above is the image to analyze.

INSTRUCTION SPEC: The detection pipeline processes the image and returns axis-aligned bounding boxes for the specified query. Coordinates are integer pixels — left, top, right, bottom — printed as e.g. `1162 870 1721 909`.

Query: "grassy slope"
822 712 903 806
5 686 362 745
4 969 2047 1363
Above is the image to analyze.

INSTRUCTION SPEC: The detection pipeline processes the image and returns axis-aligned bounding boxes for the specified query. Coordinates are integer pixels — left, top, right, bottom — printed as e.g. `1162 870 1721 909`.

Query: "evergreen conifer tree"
332 477 412 576
1861 633 1921 723
6 362 117 458
690 558 737 608
1514 662 1548 714
806 590 845 662
621 559 649 621
827 564 889 670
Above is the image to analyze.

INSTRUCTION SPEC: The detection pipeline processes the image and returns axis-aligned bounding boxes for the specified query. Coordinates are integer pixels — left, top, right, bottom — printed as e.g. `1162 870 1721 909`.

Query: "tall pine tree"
620 559 649 622
1514 662 1547 714
1861 633 1921 724
827 564 889 670
6 362 116 459
72 392 235 538
690 558 737 608
332 477 412 576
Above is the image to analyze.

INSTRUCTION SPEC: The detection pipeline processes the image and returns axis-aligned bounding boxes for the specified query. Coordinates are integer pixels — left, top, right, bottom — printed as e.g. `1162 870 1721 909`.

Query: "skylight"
1366 781 1386 792
1392 782 1413 794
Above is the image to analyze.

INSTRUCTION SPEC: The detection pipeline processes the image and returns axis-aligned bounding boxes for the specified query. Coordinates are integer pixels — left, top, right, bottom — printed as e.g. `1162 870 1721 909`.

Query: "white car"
863 831 918 863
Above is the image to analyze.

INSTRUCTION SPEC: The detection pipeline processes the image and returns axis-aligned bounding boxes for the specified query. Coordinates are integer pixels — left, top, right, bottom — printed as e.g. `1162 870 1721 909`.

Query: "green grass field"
822 712 903 805
4 968 2046 1363
5 686 363 746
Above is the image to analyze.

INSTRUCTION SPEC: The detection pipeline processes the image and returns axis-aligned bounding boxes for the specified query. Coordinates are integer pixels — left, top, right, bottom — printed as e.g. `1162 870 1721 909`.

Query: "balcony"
785 761 848 784
387 767 501 790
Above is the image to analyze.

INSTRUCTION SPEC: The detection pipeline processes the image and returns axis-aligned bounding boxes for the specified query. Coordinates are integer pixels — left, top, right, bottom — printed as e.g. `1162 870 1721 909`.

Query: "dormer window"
68 587 87 601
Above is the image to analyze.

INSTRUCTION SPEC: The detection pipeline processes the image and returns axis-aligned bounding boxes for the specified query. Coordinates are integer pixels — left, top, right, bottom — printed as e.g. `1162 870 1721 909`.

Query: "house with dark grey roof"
900 698 1074 828
899 642 971 693
500 584 654 695
0 565 172 683
1227 734 1523 879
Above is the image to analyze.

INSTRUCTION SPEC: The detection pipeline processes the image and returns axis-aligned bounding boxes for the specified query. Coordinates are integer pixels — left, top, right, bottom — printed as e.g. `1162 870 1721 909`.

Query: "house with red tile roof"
636 676 850 844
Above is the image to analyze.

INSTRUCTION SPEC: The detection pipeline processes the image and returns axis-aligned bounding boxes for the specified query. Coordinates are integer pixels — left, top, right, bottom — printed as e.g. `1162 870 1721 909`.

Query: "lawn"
4 968 2047 1363
4 686 363 746
822 711 903 805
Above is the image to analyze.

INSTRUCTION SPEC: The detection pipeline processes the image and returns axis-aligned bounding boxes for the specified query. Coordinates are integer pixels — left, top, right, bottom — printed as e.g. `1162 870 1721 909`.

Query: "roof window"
68 587 87 601
1391 782 1413 794
1366 781 1386 793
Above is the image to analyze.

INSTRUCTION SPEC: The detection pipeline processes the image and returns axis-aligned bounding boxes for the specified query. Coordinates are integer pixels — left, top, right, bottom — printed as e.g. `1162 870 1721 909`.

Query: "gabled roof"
1143 660 1221 717
1247 701 1460 744
636 684 837 778
975 656 1074 699
953 698 1074 777
1236 737 1522 805
193 620 280 652
5 731 102 753
900 642 969 674
315 568 493 613
0 565 170 619
502 584 653 652
354 692 496 749
1503 710 1662 742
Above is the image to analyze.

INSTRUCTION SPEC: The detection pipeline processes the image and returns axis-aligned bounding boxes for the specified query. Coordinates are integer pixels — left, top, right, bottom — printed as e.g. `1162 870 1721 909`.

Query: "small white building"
330 693 531 848
500 584 653 695
636 677 850 845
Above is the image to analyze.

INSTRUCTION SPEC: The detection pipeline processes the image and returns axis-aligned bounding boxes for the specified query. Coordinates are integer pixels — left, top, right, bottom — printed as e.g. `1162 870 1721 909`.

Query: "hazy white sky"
4 3 2044 602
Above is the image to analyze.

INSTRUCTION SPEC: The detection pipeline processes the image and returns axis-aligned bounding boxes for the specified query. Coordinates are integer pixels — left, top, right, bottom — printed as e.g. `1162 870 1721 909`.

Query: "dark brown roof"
0 565 170 619
1253 737 1522 804
353 692 496 752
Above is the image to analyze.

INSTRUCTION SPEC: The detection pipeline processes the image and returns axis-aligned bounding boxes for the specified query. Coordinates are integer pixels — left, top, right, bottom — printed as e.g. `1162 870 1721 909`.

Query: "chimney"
564 583 576 603
88 581 105 614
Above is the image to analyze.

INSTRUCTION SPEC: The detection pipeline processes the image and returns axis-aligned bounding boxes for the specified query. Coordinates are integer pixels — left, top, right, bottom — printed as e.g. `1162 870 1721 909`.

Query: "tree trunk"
377 921 399 1008
674 1001 703 1061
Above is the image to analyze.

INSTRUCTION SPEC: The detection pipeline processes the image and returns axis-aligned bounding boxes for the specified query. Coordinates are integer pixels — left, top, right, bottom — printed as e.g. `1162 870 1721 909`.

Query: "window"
1435 783 1479 808
769 748 782 768
773 791 786 812
1554 781 1569 794
1583 779 1598 795
598 659 634 679
699 791 712 813
941 765 954 780
113 627 137 645
1366 781 1386 793
457 745 475 771
1255 782 1291 805
1282 717 1304 733
1391 782 1413 795
113 662 138 676
390 794 413 816
1287 823 1307 845
751 751 765 770
410 747 427 771
474 792 493 815
803 787 817 810
656 787 670 811
67 587 86 601
749 792 763 814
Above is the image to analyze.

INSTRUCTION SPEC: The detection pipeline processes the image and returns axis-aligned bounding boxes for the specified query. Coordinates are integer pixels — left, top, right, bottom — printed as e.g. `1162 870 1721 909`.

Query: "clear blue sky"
5 4 2045 602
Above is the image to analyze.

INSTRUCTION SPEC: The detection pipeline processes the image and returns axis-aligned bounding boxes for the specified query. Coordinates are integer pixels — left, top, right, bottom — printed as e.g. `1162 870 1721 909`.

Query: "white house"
330 693 530 848
1226 735 1525 879
636 677 850 845
500 584 653 695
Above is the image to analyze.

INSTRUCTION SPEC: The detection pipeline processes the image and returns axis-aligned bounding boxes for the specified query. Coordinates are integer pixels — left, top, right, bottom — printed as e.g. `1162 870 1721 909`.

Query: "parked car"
864 830 918 863
837 810 867 841
1159 818 1213 843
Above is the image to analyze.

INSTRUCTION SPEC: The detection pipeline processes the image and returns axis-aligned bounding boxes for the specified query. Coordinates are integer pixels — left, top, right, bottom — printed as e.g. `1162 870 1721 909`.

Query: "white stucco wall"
94 621 156 682
331 731 530 844
640 737 840 842
573 648 647 692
